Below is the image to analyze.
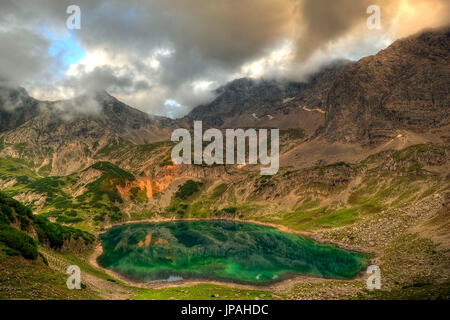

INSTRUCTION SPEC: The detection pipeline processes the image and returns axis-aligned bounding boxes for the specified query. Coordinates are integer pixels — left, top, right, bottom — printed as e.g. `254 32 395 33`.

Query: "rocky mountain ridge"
324 27 450 145
0 90 182 175
188 60 350 134
0 27 448 176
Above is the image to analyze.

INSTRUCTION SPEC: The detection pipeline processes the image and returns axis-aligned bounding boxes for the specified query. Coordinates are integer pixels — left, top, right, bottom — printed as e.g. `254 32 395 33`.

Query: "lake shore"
88 217 371 290
89 242 368 291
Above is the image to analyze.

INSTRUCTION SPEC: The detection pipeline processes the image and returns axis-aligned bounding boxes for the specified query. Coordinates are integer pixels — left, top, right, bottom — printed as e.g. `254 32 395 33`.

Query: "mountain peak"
91 89 114 103
324 26 450 144
71 89 114 105
0 85 38 133
188 61 349 128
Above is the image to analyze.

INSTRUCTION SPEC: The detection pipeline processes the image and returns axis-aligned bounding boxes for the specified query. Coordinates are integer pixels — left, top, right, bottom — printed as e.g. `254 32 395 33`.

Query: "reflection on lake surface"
98 220 368 284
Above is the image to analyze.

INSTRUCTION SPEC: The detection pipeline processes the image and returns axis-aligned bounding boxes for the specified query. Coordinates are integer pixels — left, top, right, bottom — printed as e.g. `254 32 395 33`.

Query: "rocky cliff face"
188 61 349 134
0 86 40 133
189 77 287 127
3 90 176 143
324 27 450 145
1 28 449 176
0 91 179 175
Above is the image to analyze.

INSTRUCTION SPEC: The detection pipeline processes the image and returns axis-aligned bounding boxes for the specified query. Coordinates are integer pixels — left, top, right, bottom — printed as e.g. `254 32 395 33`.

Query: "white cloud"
1 0 447 118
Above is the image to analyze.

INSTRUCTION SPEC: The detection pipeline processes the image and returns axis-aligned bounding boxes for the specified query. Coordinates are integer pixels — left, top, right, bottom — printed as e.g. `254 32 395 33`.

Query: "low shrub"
0 224 38 259
175 180 201 200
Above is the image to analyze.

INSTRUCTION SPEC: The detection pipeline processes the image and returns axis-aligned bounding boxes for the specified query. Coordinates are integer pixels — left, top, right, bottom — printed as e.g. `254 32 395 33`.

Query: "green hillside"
0 192 94 259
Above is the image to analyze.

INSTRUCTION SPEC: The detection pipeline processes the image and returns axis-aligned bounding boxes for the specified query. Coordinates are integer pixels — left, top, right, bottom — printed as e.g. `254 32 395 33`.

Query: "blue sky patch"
40 25 86 71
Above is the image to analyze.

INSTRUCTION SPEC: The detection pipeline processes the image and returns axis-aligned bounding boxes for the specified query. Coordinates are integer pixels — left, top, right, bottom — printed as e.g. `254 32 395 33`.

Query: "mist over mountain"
188 60 350 133
0 87 40 133
1 27 449 176
0 88 182 175
2 0 449 117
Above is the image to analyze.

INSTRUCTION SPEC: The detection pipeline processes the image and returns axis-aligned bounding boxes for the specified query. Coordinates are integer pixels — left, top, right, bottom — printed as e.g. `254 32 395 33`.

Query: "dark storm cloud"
0 0 448 116
295 0 372 58
0 29 52 87
63 65 151 95
68 0 297 89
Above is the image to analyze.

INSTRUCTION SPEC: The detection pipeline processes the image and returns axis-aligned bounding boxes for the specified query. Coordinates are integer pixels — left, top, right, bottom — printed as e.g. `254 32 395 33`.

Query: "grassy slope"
134 284 274 300
12 245 277 300
0 144 448 299
157 145 446 234
0 159 139 233
0 245 99 300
